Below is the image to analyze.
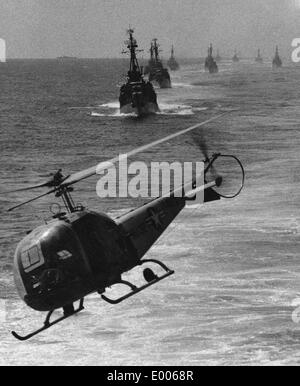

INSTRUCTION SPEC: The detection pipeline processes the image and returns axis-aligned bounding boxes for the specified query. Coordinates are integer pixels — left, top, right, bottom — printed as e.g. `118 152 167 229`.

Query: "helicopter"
3 113 244 341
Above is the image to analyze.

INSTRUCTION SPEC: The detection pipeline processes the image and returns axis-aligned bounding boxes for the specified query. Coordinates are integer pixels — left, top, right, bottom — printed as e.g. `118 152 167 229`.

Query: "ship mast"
124 28 142 76
209 43 213 58
171 45 174 58
150 42 154 61
153 39 160 63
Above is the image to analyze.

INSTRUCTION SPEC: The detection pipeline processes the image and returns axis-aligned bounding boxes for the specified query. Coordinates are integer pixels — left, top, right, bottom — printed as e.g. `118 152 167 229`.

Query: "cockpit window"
21 244 45 273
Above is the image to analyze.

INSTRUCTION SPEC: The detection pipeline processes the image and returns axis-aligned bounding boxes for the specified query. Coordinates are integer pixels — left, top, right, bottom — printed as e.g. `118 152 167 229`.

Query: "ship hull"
153 78 172 89
119 81 159 117
205 59 219 74
272 60 282 69
168 64 179 71
167 59 179 71
120 101 159 116
205 65 219 74
149 71 172 89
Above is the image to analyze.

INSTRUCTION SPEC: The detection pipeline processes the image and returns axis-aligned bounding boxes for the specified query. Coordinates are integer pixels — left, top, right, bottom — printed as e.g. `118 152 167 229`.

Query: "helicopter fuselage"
13 179 205 313
13 159 228 315
14 171 223 314
14 210 139 312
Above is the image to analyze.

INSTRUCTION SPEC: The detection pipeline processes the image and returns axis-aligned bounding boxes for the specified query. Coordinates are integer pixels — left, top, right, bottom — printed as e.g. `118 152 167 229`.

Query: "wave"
91 101 207 117
100 102 120 109
172 82 195 89
158 102 194 116
91 111 136 118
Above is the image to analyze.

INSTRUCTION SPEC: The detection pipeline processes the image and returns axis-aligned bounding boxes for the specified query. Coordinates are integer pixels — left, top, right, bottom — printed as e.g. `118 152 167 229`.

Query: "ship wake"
90 101 206 117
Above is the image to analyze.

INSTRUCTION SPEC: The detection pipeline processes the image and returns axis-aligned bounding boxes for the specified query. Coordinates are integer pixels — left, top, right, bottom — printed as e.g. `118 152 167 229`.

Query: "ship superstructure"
167 45 180 71
148 39 172 89
232 49 240 63
255 49 263 63
204 44 219 74
272 46 282 69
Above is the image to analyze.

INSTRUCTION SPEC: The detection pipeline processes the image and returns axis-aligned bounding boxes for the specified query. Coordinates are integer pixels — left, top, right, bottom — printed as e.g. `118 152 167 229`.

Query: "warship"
255 49 263 63
56 56 78 61
232 49 240 63
204 44 219 74
144 42 155 75
215 49 222 62
167 45 180 71
119 29 159 116
0 38 6 63
148 39 172 89
272 46 282 69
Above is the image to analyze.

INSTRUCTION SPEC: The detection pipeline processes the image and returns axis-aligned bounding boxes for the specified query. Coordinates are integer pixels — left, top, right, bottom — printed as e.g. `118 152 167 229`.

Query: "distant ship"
215 50 222 62
148 39 172 89
167 45 179 71
272 46 282 69
232 50 240 62
204 44 218 74
56 56 78 61
0 38 6 63
144 42 155 75
255 49 263 63
119 29 159 116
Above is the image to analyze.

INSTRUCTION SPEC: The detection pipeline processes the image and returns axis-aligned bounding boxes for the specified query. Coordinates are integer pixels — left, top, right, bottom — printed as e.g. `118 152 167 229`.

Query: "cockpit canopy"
14 219 92 311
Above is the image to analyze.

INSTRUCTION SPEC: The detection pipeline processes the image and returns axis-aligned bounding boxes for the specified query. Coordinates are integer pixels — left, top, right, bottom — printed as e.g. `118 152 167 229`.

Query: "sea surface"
0 58 299 366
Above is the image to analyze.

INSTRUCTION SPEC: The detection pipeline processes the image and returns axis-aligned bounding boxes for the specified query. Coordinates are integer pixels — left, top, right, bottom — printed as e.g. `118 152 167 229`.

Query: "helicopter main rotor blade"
62 112 231 188
0 170 69 195
7 188 57 212
0 182 54 195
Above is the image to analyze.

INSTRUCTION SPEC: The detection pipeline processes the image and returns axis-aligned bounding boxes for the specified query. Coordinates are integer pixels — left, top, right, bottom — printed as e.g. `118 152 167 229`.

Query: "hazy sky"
1 0 300 58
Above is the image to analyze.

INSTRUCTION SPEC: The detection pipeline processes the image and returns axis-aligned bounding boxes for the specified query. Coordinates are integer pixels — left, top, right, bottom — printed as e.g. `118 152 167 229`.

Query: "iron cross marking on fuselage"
147 208 163 230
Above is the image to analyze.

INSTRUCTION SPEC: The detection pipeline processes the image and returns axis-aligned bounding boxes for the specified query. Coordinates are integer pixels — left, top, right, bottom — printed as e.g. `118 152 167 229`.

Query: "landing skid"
11 260 174 341
11 299 85 341
101 259 174 305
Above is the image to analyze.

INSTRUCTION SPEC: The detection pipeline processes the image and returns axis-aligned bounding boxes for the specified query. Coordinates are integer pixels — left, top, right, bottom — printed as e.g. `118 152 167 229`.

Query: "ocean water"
0 58 299 366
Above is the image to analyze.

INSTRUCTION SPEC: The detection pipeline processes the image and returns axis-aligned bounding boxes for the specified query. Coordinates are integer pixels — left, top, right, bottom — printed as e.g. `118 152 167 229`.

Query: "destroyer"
167 45 180 71
148 39 172 89
232 49 240 63
119 29 159 116
144 42 155 75
255 49 263 63
272 46 282 69
204 44 218 74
